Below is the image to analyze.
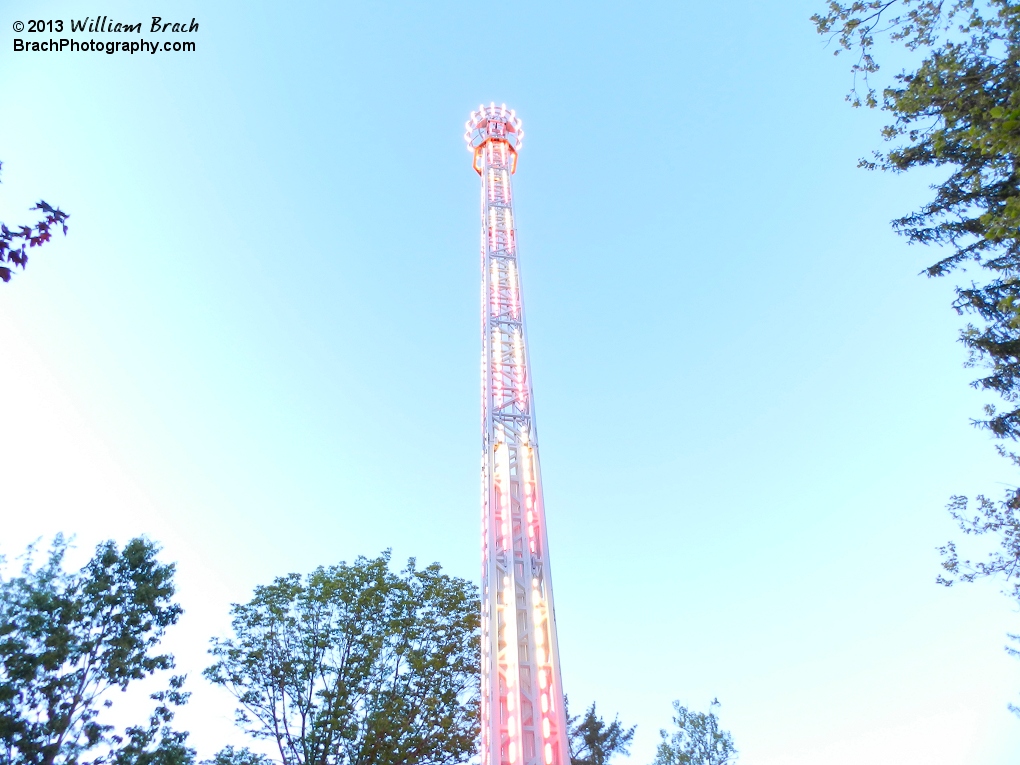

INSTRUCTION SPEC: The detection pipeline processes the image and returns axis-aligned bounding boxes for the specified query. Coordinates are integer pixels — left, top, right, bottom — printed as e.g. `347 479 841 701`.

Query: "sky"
2 0 1019 763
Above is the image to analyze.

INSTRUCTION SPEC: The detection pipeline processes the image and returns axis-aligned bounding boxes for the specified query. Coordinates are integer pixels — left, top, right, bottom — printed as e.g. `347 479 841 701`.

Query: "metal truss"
465 104 570 765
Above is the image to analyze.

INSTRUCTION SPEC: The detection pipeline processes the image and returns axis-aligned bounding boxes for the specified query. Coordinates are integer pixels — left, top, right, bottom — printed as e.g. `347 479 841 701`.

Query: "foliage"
107 677 194 765
813 0 1020 671
0 535 192 765
204 551 479 765
651 699 736 765
565 698 635 765
201 747 273 765
939 447 1020 601
0 161 69 283
938 447 1020 712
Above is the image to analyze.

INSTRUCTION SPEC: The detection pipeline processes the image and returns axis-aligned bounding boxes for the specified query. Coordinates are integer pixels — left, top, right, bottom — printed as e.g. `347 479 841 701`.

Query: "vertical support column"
470 104 571 765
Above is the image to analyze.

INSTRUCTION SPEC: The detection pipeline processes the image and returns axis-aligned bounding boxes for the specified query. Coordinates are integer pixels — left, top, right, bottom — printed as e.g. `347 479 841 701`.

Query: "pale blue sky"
2 1 1019 762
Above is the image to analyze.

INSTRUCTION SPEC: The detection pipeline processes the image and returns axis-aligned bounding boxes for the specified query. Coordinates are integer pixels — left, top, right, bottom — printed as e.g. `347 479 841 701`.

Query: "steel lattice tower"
465 104 570 765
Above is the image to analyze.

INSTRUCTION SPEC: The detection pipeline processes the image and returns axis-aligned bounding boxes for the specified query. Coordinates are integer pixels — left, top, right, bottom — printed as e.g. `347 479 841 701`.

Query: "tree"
201 746 272 765
0 161 69 283
204 551 479 765
0 535 192 765
564 697 635 765
651 699 736 765
813 0 1020 694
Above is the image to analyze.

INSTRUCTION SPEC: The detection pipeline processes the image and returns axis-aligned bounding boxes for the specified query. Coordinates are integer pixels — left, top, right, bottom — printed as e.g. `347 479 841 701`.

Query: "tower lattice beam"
465 104 570 765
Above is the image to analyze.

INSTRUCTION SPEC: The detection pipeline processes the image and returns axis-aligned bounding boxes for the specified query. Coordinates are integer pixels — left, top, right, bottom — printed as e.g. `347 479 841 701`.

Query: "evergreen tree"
565 698 635 765
813 1 1020 711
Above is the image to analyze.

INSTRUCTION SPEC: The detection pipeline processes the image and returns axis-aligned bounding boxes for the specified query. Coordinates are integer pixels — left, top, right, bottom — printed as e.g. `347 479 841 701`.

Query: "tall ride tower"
465 104 570 765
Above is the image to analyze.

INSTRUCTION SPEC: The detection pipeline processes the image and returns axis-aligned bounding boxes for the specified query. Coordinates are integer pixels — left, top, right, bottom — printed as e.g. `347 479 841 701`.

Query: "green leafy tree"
565 697 635 765
0 535 192 765
204 551 479 765
201 747 272 765
652 699 736 765
0 161 69 283
813 0 1020 693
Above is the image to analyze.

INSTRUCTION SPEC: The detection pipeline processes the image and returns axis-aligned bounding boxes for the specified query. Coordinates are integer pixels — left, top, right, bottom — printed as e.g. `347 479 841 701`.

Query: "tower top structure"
465 102 525 174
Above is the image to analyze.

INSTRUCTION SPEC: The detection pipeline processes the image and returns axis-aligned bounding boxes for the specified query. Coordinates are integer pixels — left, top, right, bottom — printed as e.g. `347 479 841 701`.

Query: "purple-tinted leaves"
0 163 70 282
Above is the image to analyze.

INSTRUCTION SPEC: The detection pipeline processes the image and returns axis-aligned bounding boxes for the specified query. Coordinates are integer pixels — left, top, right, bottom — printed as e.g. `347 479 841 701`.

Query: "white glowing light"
513 331 525 407
492 329 503 404
491 261 499 316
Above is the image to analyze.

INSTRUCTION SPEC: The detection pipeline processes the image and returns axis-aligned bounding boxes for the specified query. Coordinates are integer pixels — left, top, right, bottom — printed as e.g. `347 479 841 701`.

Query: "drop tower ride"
465 104 570 765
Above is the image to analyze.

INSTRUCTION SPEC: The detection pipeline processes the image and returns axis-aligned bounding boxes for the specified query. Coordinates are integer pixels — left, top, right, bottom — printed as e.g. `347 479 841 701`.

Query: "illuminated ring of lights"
464 101 524 152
